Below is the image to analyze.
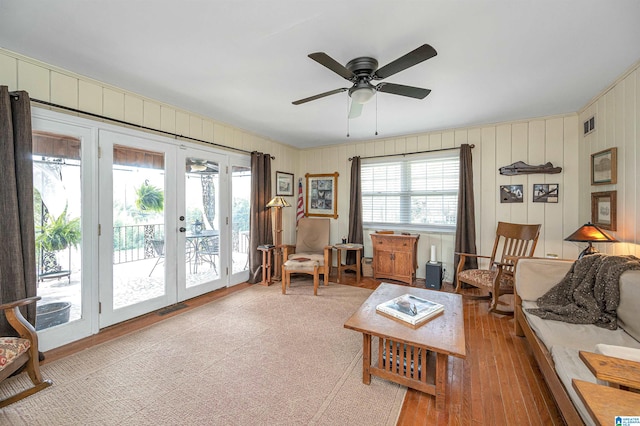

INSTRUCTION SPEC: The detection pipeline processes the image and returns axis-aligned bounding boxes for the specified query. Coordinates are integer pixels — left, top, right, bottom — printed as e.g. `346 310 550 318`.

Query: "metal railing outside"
113 224 164 264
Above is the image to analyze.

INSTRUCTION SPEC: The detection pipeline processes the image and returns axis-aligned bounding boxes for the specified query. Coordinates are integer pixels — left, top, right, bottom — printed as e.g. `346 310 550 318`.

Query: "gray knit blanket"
526 254 640 329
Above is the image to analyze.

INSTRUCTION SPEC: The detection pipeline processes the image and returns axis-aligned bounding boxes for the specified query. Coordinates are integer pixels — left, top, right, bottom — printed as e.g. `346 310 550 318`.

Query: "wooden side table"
579 350 640 390
333 243 363 284
257 245 275 286
572 379 640 425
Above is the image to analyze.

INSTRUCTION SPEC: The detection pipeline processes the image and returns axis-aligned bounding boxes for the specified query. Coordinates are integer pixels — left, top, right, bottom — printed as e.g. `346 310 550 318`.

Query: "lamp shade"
266 196 291 208
565 222 617 259
564 222 617 243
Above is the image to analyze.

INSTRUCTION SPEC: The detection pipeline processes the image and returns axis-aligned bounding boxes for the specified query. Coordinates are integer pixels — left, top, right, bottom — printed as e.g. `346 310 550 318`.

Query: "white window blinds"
361 151 459 231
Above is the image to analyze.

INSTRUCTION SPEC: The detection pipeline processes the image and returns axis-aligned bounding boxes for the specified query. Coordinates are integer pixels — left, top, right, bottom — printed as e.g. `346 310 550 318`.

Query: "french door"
177 147 228 301
31 112 98 352
32 108 249 346
98 130 177 326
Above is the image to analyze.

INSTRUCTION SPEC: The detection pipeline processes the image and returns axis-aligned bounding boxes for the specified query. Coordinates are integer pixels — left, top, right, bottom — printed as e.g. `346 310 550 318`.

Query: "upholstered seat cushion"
458 268 514 291
284 259 319 272
0 337 30 370
288 253 325 263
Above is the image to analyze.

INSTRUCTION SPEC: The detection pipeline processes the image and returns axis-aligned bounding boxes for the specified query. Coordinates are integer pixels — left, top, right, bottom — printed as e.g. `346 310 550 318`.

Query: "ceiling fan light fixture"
190 163 207 172
350 86 376 104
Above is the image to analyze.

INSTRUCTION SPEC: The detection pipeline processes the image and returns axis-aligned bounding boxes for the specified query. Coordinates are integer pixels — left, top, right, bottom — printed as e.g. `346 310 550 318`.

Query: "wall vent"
583 116 595 135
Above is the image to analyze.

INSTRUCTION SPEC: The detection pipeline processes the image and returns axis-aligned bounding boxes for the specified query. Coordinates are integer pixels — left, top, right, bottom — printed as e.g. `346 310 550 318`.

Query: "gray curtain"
248 152 272 283
453 144 477 283
346 156 363 265
0 87 37 335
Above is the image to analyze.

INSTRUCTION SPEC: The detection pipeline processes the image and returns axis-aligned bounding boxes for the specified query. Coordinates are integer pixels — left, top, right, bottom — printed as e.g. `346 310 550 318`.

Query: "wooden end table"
572 379 640 425
579 350 640 391
257 245 274 286
333 243 363 284
344 282 466 410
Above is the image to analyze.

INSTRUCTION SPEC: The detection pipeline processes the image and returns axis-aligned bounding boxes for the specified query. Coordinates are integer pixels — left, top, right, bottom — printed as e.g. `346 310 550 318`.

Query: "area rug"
0 281 406 425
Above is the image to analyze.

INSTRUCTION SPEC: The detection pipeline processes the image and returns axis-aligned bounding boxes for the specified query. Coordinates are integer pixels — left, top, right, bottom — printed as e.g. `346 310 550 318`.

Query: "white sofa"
514 257 640 425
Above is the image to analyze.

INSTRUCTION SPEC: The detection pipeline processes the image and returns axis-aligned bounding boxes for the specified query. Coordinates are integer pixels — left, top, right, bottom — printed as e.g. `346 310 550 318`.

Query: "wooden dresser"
371 233 420 284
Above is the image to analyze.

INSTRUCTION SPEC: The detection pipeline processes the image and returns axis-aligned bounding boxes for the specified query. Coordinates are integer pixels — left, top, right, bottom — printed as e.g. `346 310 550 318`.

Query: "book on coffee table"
376 293 444 327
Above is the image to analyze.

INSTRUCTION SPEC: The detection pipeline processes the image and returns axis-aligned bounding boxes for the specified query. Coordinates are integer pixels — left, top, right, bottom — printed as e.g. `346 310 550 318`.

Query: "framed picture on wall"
591 190 617 231
276 171 294 196
305 172 339 218
533 184 559 203
591 147 617 185
499 185 523 203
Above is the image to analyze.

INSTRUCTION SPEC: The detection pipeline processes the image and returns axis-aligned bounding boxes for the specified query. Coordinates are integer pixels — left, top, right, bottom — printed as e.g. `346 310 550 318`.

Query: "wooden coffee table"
344 282 466 410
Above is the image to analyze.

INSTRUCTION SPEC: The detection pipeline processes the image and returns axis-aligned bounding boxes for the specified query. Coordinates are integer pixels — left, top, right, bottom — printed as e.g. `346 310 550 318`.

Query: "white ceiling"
2 1 640 149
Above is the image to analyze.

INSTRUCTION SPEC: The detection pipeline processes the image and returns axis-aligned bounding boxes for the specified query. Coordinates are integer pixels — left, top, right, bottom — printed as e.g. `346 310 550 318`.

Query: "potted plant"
135 180 164 212
36 207 81 254
35 207 80 329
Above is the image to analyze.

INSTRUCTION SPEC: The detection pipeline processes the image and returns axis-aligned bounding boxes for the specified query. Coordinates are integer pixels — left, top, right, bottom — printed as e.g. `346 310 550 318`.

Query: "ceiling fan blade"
292 88 348 105
373 44 437 80
376 83 431 99
308 52 355 80
348 101 363 119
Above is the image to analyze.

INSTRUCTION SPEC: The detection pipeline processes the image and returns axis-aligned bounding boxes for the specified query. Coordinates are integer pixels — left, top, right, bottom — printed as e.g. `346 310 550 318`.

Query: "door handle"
179 227 186 232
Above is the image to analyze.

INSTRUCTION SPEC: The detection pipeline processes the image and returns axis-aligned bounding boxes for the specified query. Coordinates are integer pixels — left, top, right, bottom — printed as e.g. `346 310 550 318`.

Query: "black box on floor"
425 262 443 290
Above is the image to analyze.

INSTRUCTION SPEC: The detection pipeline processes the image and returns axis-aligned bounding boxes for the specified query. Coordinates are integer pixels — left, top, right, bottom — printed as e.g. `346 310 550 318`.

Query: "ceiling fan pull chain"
375 94 378 136
346 96 350 137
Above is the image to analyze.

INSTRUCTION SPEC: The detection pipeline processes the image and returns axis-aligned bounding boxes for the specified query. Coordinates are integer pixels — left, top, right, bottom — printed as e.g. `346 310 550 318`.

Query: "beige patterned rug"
0 281 405 425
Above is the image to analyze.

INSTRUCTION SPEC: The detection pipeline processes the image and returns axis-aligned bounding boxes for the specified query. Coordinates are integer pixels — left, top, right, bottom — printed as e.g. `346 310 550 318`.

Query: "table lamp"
564 222 617 259
266 196 291 280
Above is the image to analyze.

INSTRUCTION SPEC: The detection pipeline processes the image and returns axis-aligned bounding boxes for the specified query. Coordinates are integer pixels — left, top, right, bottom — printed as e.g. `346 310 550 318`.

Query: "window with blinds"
361 152 459 231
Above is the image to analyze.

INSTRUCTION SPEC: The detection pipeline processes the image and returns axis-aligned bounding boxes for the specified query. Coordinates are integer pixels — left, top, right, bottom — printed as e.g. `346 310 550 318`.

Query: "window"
361 152 459 231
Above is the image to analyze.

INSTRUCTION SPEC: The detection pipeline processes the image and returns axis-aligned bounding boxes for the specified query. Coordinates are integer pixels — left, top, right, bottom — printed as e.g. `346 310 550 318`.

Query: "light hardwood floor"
43 274 563 425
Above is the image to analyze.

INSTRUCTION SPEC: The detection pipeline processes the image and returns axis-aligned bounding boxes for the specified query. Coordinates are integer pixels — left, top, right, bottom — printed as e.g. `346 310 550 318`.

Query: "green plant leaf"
135 182 164 212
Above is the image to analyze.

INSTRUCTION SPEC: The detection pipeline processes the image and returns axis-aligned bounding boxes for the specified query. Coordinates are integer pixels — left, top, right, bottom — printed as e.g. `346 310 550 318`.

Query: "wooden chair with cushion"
281 218 332 295
0 296 52 407
455 221 541 314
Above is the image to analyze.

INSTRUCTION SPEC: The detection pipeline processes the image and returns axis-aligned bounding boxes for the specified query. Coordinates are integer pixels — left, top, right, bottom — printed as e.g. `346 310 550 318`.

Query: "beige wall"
579 60 640 258
298 115 581 280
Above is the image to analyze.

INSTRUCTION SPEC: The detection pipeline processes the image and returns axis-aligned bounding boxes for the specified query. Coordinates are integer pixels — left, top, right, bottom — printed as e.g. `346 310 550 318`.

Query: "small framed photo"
500 185 523 203
275 171 294 196
591 147 617 185
591 191 617 231
306 172 339 218
533 184 559 203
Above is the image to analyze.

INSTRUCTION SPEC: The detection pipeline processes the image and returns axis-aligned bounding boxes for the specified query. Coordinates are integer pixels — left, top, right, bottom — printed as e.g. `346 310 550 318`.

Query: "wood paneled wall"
299 115 581 280
579 60 640 257
2 47 638 273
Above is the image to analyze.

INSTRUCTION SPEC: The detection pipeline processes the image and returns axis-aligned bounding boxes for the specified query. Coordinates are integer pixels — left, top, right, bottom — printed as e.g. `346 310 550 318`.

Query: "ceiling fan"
187 158 218 173
292 44 437 118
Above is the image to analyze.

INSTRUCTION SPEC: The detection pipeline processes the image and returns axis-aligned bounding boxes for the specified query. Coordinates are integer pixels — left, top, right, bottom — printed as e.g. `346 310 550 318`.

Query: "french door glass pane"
33 131 82 330
112 145 166 309
231 165 250 274
185 157 220 288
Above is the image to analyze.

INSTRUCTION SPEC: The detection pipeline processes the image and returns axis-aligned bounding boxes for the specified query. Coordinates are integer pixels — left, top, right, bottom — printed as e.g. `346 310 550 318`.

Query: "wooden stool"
282 259 321 295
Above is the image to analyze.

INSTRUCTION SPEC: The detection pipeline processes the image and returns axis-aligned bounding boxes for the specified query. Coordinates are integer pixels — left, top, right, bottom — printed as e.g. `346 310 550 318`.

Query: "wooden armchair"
455 221 541 314
281 218 333 295
0 296 52 407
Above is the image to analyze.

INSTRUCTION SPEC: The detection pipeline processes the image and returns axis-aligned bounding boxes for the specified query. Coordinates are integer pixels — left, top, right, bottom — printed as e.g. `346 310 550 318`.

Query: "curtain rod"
28 98 275 159
348 144 474 161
